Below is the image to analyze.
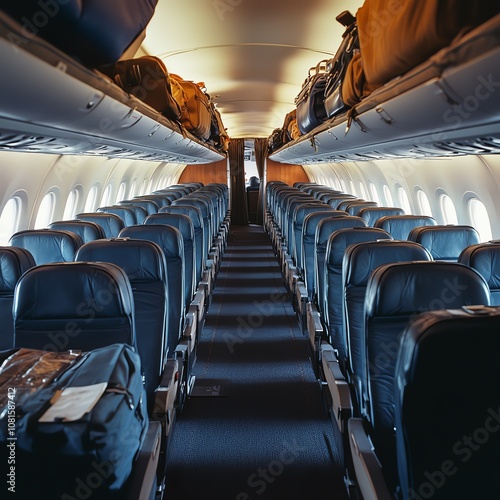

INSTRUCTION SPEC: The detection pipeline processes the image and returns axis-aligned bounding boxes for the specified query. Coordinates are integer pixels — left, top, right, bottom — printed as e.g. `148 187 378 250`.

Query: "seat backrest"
364 261 490 488
338 198 363 211
14 261 136 352
292 202 330 272
135 194 172 208
119 224 185 356
97 206 137 227
342 240 432 410
76 238 167 411
358 206 405 226
345 201 378 216
9 229 83 265
458 241 500 305
0 247 36 350
145 213 195 304
325 194 357 210
285 198 317 260
160 205 204 283
324 227 392 365
374 215 437 240
75 212 125 238
408 224 480 261
315 216 367 316
395 307 500 499
48 220 106 243
302 210 347 302
118 204 149 224
120 198 159 215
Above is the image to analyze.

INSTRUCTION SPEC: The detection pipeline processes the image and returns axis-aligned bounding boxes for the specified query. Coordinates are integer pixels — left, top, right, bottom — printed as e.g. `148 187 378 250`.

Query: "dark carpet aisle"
165 225 347 500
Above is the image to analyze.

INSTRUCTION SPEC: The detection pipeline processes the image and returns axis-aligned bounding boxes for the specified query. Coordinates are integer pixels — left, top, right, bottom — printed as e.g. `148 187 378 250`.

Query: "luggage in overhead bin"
295 60 329 134
171 74 212 141
1 0 159 67
99 55 183 122
0 344 148 499
356 0 500 87
282 109 302 143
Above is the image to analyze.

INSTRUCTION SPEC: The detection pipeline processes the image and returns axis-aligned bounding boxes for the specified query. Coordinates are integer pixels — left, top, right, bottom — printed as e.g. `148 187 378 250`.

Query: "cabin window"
140 178 147 195
416 189 432 216
383 185 394 206
101 184 113 207
349 180 355 196
339 179 347 193
397 186 412 214
116 182 127 204
84 185 99 212
62 188 80 220
34 191 56 229
358 182 368 200
468 198 492 242
0 197 22 245
369 182 380 205
129 179 137 198
440 194 458 224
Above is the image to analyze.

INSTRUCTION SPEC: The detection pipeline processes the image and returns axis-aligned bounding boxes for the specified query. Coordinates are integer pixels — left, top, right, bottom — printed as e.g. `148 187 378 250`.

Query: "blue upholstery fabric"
374 215 437 240
75 212 124 238
14 261 135 352
97 205 138 226
408 225 480 261
459 241 500 305
9 229 83 264
358 207 405 226
76 238 168 411
49 220 105 243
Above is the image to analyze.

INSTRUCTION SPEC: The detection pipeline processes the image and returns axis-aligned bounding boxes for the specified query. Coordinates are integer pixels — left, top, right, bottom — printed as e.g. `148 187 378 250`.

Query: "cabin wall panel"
267 159 309 186
179 159 228 185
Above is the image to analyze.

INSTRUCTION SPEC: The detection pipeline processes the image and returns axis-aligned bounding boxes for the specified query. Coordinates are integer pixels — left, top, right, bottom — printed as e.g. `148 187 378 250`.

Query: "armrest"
190 286 206 324
152 358 179 437
295 281 308 315
321 343 352 433
306 302 324 350
182 310 197 355
348 418 392 500
123 421 162 500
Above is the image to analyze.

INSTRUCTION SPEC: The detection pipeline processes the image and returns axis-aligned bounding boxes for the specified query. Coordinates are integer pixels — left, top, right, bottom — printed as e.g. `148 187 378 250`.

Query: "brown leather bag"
357 0 499 86
99 55 182 122
170 74 212 141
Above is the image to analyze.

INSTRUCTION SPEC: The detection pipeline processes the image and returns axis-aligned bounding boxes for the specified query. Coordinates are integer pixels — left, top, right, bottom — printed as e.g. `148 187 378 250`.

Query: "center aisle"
165 225 347 499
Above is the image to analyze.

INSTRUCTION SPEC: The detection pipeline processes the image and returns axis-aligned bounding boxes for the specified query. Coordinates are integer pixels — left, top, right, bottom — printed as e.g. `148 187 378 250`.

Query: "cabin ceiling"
142 0 363 139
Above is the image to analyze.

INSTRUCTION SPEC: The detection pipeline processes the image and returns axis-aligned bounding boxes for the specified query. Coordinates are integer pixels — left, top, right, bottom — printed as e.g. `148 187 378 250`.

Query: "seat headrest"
374 215 437 240
344 241 432 286
76 239 166 282
458 242 500 289
249 176 260 188
119 224 183 259
408 225 480 260
144 213 194 239
49 220 106 243
9 230 83 265
0 247 35 292
327 227 392 266
14 262 134 320
358 207 405 226
75 213 124 239
365 261 490 317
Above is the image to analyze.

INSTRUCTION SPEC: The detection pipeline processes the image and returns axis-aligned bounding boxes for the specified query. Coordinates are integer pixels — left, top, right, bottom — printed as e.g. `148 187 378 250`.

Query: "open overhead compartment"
0 12 225 164
270 14 500 165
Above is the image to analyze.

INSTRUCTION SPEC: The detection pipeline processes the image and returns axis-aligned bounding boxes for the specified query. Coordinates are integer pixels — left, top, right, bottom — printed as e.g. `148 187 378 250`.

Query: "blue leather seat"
359 261 490 491
337 198 363 211
75 212 125 238
302 210 347 303
118 204 149 224
119 224 185 357
345 201 378 216
145 213 196 305
374 214 437 240
0 246 35 350
160 205 204 284
13 261 135 352
325 194 357 210
458 241 500 304
9 229 83 264
76 238 168 412
120 198 159 215
48 220 106 243
315 216 367 320
408 224 480 261
97 205 138 226
358 206 405 226
134 194 172 209
342 240 432 411
323 227 392 365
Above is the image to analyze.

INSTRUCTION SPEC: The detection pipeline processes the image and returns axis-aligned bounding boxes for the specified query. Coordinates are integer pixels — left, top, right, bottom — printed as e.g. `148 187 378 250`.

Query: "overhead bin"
270 14 500 164
0 12 225 164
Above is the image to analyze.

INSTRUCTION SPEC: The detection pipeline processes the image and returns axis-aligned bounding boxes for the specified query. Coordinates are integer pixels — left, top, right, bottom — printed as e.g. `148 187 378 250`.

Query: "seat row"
265 181 500 498
0 181 230 497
